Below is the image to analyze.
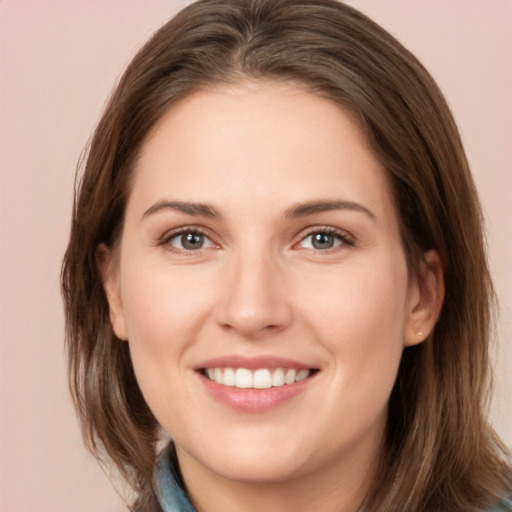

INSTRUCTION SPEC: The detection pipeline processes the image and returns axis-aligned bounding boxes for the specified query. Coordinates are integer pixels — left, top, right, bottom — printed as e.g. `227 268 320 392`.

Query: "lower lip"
199 373 315 412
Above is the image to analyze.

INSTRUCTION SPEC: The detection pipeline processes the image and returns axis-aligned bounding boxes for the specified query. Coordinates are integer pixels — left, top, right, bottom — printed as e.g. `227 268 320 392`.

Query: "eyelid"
157 224 354 253
159 225 219 252
292 225 355 250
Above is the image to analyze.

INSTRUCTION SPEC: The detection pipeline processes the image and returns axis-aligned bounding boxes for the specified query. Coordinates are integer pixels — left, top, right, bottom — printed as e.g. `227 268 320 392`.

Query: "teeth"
235 368 252 389
271 368 285 387
253 369 272 389
285 369 296 385
223 367 235 386
204 367 312 388
296 369 309 382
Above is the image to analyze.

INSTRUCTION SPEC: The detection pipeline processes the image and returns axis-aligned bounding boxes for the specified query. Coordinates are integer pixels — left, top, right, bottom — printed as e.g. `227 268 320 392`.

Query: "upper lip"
194 355 317 371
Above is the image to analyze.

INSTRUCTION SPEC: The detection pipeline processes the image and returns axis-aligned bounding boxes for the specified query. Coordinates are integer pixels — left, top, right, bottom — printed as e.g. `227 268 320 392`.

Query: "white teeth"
272 368 285 387
205 367 312 388
235 368 252 388
285 369 296 385
223 367 235 386
253 369 272 389
296 369 310 382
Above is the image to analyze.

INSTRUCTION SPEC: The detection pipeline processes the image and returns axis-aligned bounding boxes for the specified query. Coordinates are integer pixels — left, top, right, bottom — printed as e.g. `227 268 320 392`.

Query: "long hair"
61 0 511 510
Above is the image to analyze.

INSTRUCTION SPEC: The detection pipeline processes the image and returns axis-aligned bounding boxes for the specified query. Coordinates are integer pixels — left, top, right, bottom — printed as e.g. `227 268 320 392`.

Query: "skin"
100 81 443 512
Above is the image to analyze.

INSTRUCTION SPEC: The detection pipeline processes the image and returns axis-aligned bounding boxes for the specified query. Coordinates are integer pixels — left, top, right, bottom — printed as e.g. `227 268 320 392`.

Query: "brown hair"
61 0 511 510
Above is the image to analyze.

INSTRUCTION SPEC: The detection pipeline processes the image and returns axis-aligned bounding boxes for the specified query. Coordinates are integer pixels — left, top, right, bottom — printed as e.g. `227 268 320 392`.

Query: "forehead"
128 81 396 227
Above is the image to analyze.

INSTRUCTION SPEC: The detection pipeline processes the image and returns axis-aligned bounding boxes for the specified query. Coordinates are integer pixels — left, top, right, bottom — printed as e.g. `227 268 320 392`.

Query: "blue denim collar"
487 496 512 511
155 445 196 512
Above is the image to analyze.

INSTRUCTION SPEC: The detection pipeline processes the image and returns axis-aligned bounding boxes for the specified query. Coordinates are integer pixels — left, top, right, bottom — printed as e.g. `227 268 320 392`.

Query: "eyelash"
294 226 355 252
159 225 355 254
159 226 217 254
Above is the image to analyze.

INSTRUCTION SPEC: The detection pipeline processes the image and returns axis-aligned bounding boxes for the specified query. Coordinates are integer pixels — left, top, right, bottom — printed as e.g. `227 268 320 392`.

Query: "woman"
61 0 511 510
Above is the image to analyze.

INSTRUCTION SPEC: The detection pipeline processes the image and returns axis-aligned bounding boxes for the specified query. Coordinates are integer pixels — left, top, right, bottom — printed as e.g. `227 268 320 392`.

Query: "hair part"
62 0 511 510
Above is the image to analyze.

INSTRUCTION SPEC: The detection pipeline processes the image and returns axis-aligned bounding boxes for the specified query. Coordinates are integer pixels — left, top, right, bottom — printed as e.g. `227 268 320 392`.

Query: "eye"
297 229 353 251
165 230 216 252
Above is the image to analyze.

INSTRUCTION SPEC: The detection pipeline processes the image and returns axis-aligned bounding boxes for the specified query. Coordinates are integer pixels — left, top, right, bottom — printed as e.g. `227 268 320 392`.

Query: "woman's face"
103 82 436 489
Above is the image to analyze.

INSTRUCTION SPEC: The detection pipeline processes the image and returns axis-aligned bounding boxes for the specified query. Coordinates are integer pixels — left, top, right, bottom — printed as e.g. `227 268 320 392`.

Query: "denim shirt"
154 446 512 512
155 447 196 512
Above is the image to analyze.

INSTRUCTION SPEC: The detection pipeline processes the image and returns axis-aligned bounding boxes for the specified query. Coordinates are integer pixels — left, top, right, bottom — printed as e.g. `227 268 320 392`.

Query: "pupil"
312 233 334 249
182 233 204 250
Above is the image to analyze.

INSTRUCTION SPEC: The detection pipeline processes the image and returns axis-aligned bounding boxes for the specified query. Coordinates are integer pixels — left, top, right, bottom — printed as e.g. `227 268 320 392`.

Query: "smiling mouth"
200 367 317 389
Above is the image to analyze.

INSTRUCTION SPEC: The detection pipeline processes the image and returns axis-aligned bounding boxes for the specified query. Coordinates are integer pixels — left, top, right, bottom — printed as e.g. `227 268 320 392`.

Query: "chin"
176 427 315 484
206 451 311 484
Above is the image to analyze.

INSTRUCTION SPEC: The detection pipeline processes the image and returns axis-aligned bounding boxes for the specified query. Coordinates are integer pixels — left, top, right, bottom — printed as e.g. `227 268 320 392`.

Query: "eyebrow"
141 198 376 222
142 200 220 220
284 199 376 220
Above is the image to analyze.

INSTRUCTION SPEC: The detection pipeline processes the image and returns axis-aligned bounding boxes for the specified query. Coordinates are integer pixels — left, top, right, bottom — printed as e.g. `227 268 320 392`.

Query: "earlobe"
96 243 128 341
404 249 445 347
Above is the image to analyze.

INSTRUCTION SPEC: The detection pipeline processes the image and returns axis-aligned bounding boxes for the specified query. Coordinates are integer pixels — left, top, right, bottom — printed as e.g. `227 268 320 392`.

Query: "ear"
404 249 445 347
96 243 128 341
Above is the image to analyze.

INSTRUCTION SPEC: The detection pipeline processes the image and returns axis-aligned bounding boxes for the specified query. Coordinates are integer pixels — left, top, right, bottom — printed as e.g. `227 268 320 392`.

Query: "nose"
215 250 293 340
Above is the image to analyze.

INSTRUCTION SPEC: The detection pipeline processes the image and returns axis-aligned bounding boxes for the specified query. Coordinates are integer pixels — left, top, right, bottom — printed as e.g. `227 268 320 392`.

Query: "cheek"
118 264 216 424
118 254 226 407
297 257 409 377
121 265 214 349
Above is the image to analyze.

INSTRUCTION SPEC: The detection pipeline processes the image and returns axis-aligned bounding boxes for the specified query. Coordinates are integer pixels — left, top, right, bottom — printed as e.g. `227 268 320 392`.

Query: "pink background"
0 1 510 510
